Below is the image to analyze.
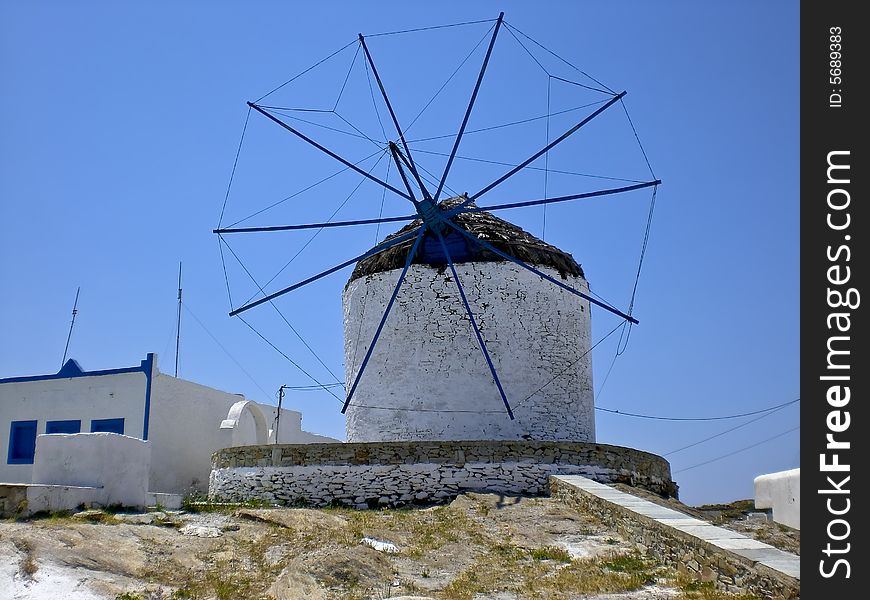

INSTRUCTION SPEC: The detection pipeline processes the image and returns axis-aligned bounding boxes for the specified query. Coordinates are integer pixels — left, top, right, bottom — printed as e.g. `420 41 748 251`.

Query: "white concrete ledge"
552 474 800 597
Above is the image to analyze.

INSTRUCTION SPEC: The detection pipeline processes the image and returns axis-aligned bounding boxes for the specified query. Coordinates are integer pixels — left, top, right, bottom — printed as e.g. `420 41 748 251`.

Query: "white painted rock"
361 537 399 553
179 524 222 538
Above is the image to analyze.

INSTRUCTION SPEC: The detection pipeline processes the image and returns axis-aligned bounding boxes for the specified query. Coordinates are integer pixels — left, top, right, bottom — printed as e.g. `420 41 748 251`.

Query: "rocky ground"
0 491 781 600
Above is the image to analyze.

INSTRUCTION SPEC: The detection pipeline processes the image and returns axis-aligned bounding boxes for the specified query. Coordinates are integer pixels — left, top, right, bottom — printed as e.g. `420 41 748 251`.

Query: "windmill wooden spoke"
228 227 420 316
247 102 412 201
342 227 426 413
445 180 661 218
358 34 431 199
431 227 515 419
434 11 504 201
453 91 627 212
214 213 417 234
437 215 639 324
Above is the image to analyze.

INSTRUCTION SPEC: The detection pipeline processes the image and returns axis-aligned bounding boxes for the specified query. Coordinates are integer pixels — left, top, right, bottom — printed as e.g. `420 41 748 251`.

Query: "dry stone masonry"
209 440 676 508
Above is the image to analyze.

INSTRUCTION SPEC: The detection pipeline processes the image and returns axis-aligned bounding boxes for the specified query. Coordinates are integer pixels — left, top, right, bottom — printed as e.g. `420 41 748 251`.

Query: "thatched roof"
348 196 583 284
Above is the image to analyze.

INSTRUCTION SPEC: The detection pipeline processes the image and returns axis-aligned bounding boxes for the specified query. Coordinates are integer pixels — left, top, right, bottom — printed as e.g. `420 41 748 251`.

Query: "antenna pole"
175 262 182 377
61 287 81 367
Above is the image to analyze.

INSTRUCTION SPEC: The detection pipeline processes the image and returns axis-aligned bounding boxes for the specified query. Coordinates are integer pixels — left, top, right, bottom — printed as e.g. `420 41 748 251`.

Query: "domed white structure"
343 197 594 443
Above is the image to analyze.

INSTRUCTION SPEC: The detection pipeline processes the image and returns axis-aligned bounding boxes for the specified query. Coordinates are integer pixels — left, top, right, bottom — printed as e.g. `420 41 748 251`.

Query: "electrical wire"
673 426 800 474
664 399 799 456
595 397 801 422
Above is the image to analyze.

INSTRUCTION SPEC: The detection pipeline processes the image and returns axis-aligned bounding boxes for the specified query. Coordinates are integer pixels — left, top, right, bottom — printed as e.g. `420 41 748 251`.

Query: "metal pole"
462 91 627 207
276 385 286 444
61 287 80 367
175 262 182 377
229 227 420 316
247 102 412 201
358 34 431 199
213 213 416 234
434 12 504 201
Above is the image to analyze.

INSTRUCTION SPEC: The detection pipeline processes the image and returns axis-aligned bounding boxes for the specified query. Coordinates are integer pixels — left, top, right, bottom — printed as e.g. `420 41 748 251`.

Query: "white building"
343 198 595 443
1 353 336 494
754 467 800 530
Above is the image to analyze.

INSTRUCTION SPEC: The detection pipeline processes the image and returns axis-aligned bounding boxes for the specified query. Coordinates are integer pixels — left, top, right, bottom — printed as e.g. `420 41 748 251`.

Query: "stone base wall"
551 477 799 600
209 441 676 508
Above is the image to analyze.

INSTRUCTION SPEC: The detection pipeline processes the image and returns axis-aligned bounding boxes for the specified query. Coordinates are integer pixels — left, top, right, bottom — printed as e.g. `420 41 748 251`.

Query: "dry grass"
14 539 39 579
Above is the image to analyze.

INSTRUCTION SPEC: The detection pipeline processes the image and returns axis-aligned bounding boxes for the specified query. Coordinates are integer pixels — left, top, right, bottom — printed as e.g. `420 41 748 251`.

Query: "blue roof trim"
57 359 85 377
0 355 153 384
142 353 154 441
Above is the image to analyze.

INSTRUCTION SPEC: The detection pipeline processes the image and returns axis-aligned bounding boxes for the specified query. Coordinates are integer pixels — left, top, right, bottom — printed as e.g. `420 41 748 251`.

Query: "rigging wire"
408 148 647 183
403 22 495 135
350 158 393 373
333 43 361 111
363 49 389 143
595 397 801 422
664 399 800 456
217 106 251 229
218 236 234 310
510 320 626 411
366 18 496 38
237 315 344 403
615 184 657 356
333 112 387 148
218 236 343 386
592 330 625 399
620 98 657 180
267 110 377 142
349 319 625 414
503 23 613 96
405 100 609 144
255 39 358 103
226 146 386 228
241 148 391 306
503 21 616 94
673 426 800 474
181 300 274 402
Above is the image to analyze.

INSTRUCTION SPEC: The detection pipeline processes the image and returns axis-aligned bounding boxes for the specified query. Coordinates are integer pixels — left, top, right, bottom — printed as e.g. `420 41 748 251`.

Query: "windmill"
214 13 659 440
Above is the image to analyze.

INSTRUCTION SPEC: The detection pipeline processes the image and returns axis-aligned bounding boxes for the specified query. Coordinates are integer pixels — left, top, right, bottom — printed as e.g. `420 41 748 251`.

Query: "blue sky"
0 1 799 505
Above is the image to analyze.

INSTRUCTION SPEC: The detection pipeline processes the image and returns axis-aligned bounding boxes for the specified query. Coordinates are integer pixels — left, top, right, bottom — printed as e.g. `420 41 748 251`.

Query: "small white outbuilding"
1 353 335 494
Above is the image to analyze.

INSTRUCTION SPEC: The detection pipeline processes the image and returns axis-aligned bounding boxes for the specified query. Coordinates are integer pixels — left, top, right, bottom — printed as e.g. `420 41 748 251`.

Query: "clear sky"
0 1 799 505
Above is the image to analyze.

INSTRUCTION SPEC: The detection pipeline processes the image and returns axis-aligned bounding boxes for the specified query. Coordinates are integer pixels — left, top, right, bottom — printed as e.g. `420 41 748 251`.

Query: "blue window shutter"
45 420 82 434
90 418 125 434
8 420 38 464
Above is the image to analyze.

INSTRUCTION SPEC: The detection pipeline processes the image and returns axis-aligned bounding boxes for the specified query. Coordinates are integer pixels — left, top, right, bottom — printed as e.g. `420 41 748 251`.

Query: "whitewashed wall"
147 374 337 494
754 468 800 530
1 354 337 494
343 262 594 442
0 371 147 484
32 432 151 508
